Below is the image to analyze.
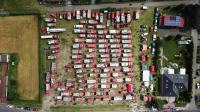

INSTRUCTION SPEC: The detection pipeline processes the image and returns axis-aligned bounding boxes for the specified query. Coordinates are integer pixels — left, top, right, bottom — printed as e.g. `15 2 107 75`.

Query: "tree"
145 98 167 110
175 91 192 106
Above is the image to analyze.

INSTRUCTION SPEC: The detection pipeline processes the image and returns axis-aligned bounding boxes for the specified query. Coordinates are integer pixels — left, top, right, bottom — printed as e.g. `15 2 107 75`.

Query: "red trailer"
87 44 96 48
127 84 134 93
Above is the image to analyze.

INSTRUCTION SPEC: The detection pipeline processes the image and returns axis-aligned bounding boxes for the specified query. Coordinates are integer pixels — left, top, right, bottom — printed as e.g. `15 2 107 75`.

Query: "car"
154 26 157 32
140 28 147 32
196 83 200 89
196 69 200 76
195 95 200 103
153 34 157 41
140 25 147 28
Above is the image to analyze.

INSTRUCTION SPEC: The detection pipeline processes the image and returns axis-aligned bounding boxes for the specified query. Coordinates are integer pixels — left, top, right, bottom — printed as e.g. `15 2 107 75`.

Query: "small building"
159 16 184 28
0 54 10 63
160 74 188 96
179 68 186 75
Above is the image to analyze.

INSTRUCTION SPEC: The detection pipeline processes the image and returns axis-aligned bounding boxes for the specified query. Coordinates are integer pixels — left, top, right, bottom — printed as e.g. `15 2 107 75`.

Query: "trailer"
85 63 95 68
87 34 97 38
44 18 57 23
41 35 57 39
87 29 97 34
101 84 110 89
122 40 131 44
87 84 97 89
74 25 84 29
74 64 84 69
121 29 132 34
110 62 119 67
121 35 132 39
112 78 123 83
123 49 131 53
96 63 107 68
87 10 91 18
96 24 106 29
109 29 120 34
121 62 133 67
45 83 51 94
74 38 85 43
87 25 95 29
46 23 56 27
74 29 86 33
100 79 110 83
46 27 66 33
99 54 109 58
110 49 121 53
48 39 59 45
88 20 98 24
122 67 134 72
72 44 84 48
110 44 121 49
98 44 109 48
98 49 109 53
98 30 108 35
87 44 96 48
87 79 96 84
100 13 104 23
112 72 123 77
77 34 86 38
85 39 96 43
95 12 99 20
127 11 132 24
115 11 120 23
76 10 81 20
98 58 110 63
67 11 72 20
72 49 82 54
84 59 94 63
98 39 108 43
122 53 132 57
72 55 82 59
122 44 132 48
111 53 121 58
85 53 96 58
88 48 95 53
121 57 133 62
121 12 125 23
109 39 121 43
47 55 57 60
79 20 87 24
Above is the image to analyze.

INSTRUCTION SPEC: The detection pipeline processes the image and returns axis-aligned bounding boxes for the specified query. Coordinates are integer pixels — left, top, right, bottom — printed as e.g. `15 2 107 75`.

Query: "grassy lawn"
51 104 130 112
2 0 44 14
162 38 185 69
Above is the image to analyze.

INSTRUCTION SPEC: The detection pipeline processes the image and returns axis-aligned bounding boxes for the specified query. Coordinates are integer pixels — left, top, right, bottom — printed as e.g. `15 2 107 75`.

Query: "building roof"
180 68 186 75
159 16 184 28
142 70 150 82
160 74 188 96
0 54 9 63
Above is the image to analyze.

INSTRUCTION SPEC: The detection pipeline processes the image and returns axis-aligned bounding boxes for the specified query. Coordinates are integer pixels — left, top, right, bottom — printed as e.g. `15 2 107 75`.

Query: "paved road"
45 0 199 11
0 104 30 112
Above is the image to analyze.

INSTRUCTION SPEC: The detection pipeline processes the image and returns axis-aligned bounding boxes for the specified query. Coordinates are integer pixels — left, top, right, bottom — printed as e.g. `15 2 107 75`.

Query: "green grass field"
51 104 130 112
162 38 185 69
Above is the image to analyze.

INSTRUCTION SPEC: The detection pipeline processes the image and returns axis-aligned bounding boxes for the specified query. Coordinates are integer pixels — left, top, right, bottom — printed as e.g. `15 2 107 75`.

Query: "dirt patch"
0 16 39 100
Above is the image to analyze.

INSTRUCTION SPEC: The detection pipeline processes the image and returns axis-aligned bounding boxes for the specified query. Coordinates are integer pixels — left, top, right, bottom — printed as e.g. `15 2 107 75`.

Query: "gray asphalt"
0 104 30 112
45 0 199 11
